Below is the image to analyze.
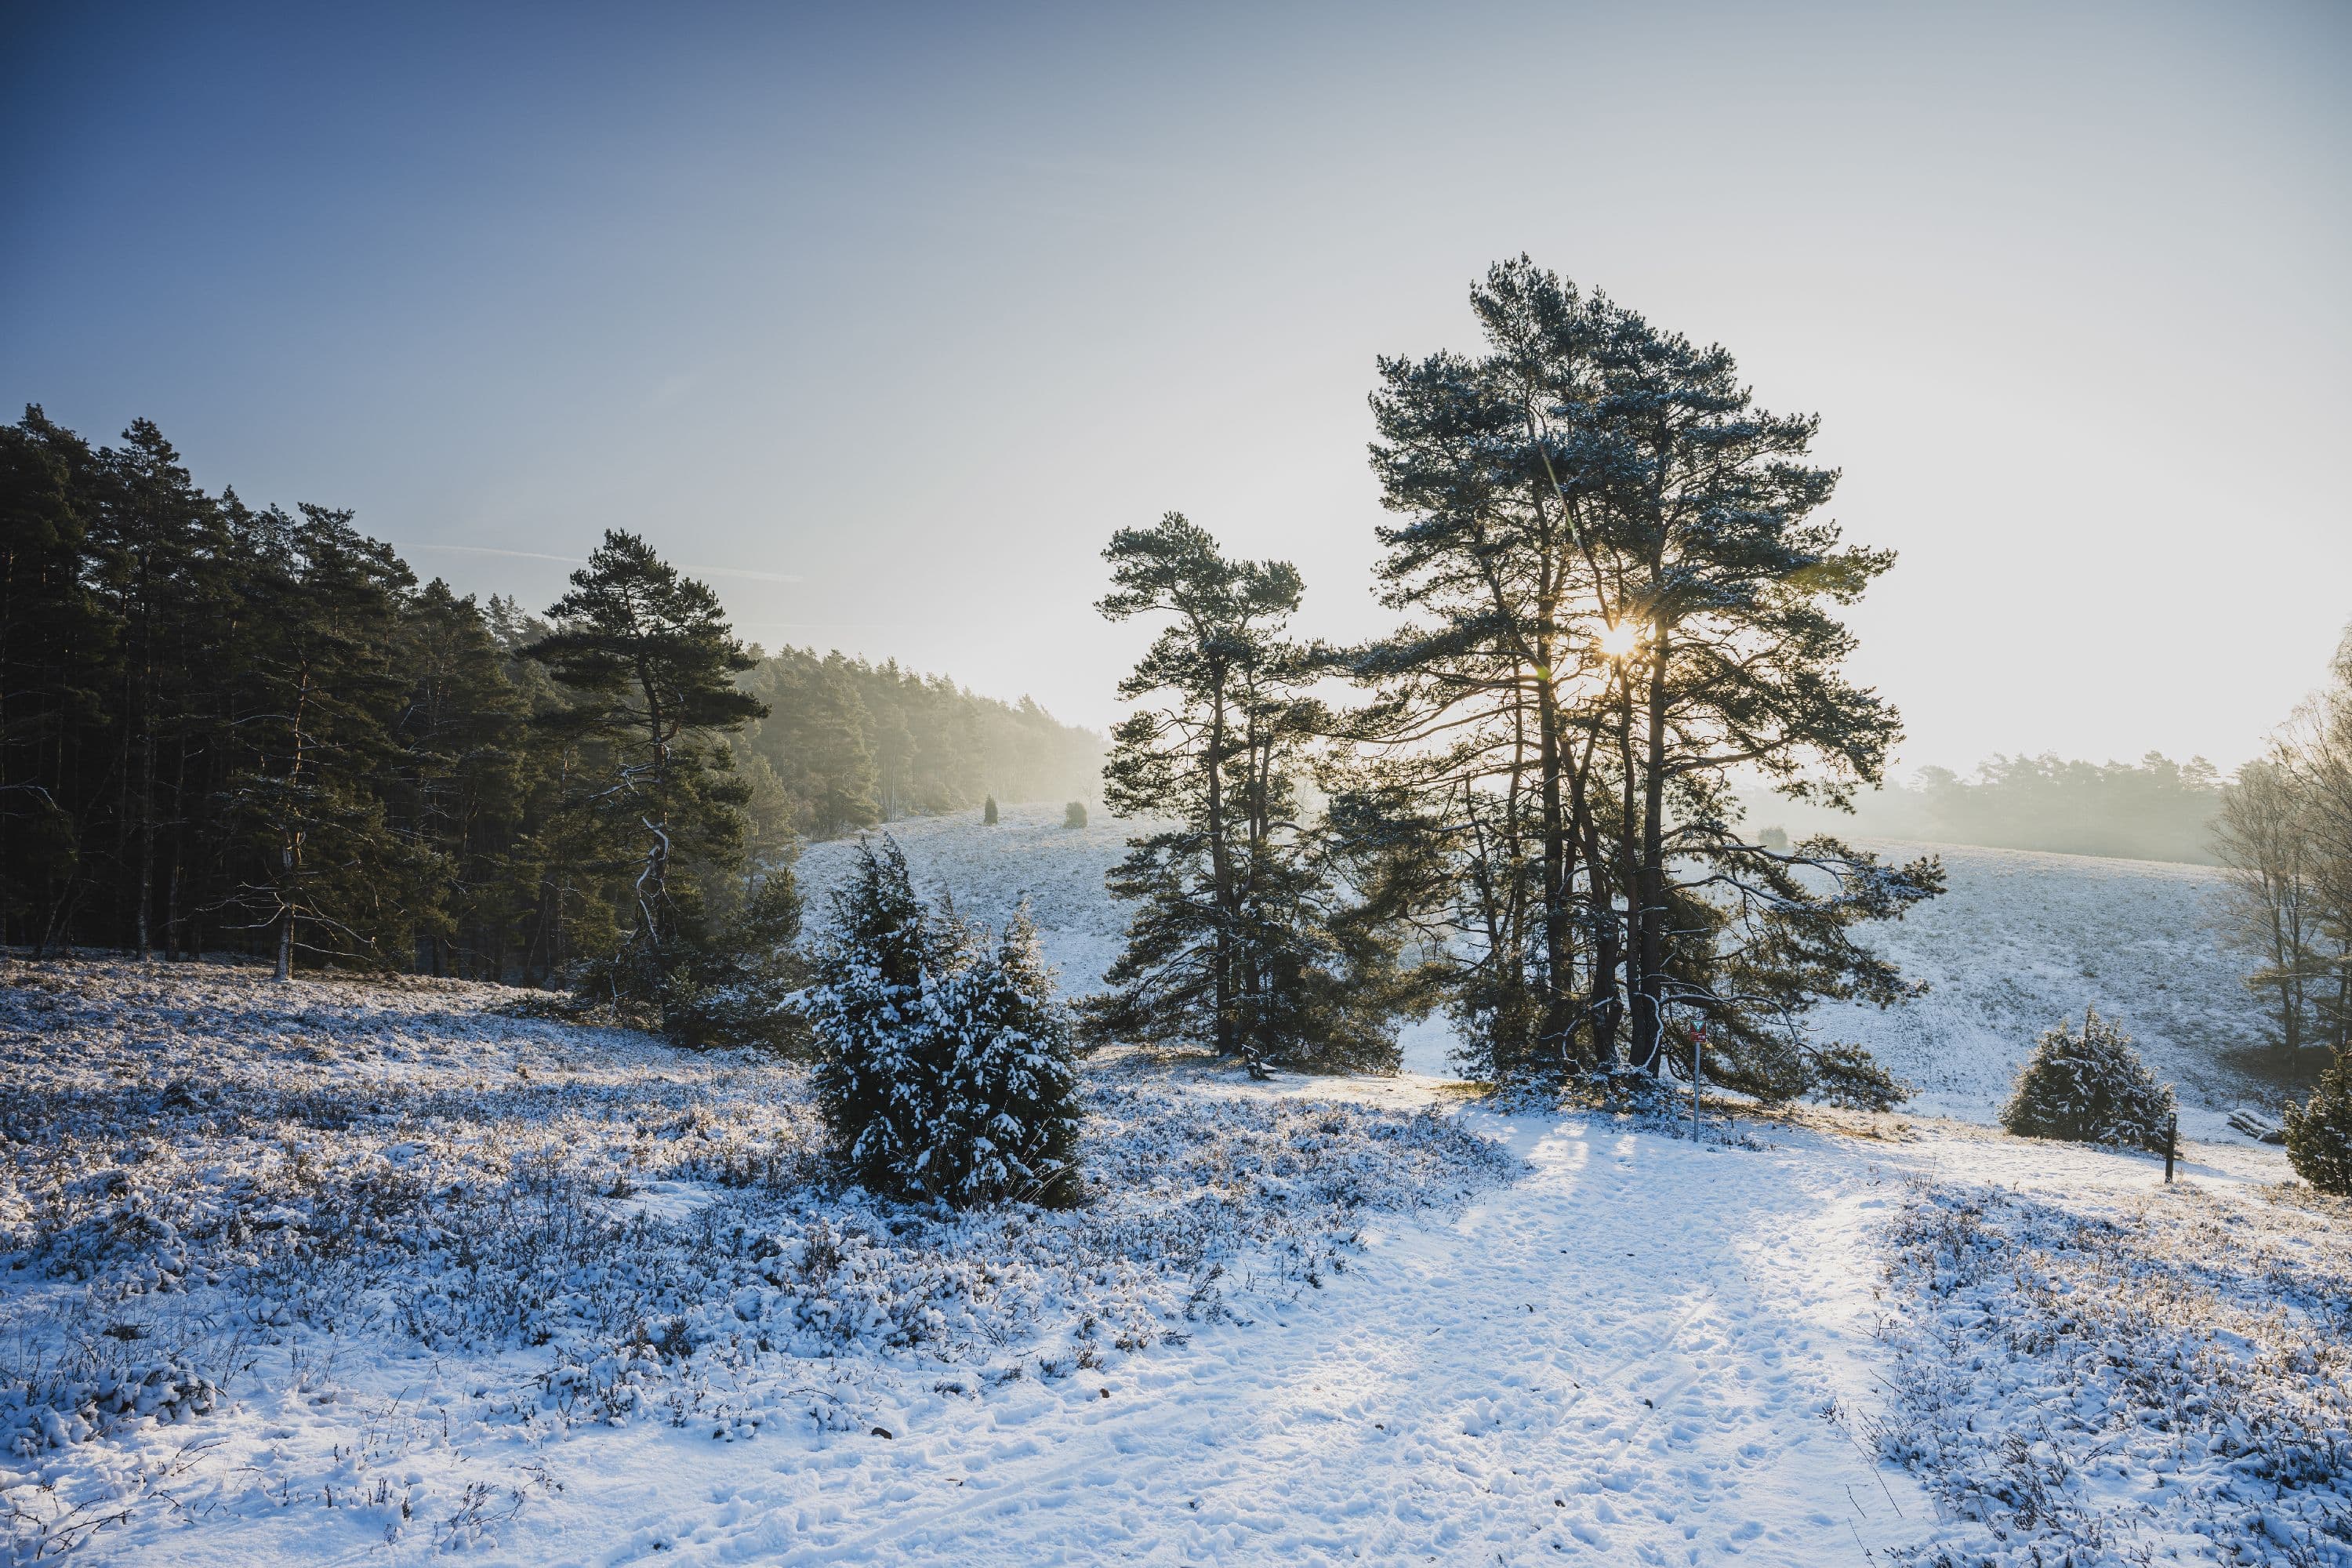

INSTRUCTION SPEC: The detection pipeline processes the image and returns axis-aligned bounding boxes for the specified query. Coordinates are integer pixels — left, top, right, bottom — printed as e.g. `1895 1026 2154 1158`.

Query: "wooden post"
2164 1113 2177 1185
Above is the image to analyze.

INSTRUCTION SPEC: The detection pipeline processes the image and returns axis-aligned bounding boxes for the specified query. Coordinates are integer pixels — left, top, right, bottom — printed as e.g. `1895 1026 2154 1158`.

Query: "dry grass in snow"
1869 1168 2352 1565
0 956 1512 1561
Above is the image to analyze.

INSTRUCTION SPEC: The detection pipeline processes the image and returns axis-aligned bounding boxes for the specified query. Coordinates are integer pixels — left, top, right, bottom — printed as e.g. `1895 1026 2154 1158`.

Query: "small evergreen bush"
808 836 1082 1207
982 795 999 825
2284 1052 2352 1195
1999 1009 2174 1149
1064 800 1087 829
924 913 1082 1206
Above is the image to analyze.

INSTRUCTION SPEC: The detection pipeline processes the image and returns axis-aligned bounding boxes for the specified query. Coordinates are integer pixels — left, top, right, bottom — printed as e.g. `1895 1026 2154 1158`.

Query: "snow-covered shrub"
808 836 1082 1207
1064 800 1087 829
808 837 935 1193
1998 1009 2174 1149
2284 1051 2352 1194
924 913 1082 1206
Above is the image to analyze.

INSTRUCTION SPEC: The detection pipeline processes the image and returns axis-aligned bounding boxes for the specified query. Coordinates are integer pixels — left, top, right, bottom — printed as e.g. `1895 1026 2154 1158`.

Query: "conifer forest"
0 408 1099 992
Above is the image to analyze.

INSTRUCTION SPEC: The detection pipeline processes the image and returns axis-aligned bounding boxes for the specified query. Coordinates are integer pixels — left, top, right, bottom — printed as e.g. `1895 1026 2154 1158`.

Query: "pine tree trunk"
162 728 186 958
1615 677 1643 1070
1582 817 1621 1062
1205 663 1236 1062
1632 636 1672 1073
135 721 158 962
1534 639 1578 1070
165 854 183 960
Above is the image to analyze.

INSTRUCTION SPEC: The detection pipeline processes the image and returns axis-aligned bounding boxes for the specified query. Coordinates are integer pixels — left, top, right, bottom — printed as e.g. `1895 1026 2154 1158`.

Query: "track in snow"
528 1112 1922 1566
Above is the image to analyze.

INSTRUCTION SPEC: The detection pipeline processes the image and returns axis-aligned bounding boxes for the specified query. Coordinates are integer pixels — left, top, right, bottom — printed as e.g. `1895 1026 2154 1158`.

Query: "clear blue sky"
5 2 2347 771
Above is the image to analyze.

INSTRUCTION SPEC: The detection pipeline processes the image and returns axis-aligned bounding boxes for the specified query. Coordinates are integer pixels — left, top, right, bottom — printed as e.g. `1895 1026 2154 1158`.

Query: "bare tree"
2214 750 2325 1054
2293 631 2352 1050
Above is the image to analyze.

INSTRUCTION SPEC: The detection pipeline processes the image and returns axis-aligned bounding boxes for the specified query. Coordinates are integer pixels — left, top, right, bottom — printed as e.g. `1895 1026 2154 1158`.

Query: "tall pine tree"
1091 514 1405 1075
525 530 767 1005
1357 260 1940 1098
223 505 430 978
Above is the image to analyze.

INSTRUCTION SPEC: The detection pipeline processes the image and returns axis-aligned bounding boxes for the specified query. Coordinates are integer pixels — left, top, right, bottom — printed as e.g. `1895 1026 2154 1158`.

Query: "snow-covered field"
5 811 2340 1565
796 804 1139 997
1869 1134 2352 1563
807 811 2279 1127
1820 840 2277 1133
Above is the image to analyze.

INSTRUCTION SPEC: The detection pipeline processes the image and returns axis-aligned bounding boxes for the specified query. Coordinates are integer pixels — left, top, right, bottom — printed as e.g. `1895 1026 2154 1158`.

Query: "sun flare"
1595 621 1642 659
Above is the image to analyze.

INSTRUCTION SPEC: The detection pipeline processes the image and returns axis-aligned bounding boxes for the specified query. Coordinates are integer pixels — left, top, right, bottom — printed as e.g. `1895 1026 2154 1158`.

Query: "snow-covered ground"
1868 1130 2352 1564
1820 840 2275 1133
805 812 2278 1127
796 803 1138 997
5 814 2339 1565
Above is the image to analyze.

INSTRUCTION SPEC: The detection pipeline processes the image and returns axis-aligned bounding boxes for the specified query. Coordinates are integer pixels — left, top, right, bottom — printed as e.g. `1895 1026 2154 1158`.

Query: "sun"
1595 621 1641 659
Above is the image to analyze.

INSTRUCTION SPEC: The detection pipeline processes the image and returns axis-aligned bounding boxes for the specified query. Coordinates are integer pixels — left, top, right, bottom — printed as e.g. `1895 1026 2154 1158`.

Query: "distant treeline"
742 648 1102 840
1742 751 2224 865
0 408 1098 975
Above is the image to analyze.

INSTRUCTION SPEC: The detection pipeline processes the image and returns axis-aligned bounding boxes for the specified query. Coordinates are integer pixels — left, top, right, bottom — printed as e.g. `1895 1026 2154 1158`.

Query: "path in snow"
478 1110 1924 1566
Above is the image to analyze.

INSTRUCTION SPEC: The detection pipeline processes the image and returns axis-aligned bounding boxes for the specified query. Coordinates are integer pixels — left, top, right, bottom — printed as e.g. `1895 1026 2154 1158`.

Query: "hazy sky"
5 2 2347 775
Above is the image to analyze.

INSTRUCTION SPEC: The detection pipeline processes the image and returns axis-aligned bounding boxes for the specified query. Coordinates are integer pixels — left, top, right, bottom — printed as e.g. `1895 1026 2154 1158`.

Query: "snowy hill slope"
1816 840 2273 1130
797 803 1139 995
800 813 2276 1127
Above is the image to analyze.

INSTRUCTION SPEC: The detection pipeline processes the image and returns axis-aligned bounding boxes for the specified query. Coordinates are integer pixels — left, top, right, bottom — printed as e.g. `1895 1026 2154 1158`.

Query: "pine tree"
1355 259 1939 1090
808 836 1081 1204
982 794 999 825
2000 1010 2175 1149
1091 514 1403 1075
2284 1051 2352 1195
809 836 938 1190
924 906 1083 1206
222 505 433 978
734 648 1102 835
525 531 768 1008
0 412 108 948
745 652 878 837
1064 800 1087 829
390 579 531 975
89 419 234 959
